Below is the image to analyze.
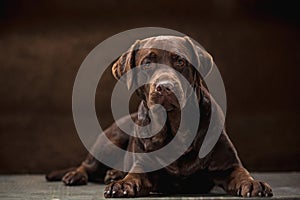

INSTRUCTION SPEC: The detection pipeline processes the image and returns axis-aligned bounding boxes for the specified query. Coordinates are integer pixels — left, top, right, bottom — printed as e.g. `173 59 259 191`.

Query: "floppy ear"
184 36 213 79
112 40 140 89
184 36 212 103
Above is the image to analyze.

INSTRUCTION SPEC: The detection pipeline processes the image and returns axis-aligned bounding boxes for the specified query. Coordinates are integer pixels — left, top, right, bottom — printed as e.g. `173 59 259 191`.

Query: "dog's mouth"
149 92 179 111
148 80 182 112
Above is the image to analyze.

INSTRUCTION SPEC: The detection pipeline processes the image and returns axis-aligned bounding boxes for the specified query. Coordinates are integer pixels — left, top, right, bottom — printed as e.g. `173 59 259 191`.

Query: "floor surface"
0 173 300 200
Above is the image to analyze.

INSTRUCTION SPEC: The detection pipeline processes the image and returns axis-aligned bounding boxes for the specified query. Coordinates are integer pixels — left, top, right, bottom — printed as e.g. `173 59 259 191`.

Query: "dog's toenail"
247 192 251 197
123 191 127 195
258 192 262 196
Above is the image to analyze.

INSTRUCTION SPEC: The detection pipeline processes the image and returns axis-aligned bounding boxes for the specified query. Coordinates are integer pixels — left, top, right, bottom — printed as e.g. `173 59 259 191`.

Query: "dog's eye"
176 58 186 68
142 58 152 68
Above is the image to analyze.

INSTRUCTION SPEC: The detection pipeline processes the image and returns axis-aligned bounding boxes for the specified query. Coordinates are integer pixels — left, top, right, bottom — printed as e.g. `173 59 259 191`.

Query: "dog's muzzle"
150 73 185 111
155 80 175 95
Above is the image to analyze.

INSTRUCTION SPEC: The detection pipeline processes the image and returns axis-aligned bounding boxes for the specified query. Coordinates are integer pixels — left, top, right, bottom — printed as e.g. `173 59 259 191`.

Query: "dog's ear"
112 40 140 89
184 36 213 79
184 36 212 102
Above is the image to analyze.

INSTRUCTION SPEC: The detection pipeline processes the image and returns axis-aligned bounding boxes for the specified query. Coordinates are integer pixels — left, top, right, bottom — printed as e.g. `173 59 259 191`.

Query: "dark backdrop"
0 0 299 174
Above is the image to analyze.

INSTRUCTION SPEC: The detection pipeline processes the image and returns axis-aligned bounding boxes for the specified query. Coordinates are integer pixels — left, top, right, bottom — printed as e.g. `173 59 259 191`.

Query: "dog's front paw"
104 174 151 198
104 169 126 184
62 170 88 186
234 180 273 197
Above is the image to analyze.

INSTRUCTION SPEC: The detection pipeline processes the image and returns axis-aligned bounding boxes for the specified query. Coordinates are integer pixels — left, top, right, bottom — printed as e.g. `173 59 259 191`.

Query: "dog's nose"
155 81 174 94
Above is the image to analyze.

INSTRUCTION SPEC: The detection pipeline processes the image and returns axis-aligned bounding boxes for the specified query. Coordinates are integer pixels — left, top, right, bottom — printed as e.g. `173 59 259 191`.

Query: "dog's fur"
46 36 273 198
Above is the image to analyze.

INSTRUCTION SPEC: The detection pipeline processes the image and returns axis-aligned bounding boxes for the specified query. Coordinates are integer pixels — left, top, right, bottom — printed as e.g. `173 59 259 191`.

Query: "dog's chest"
164 151 203 177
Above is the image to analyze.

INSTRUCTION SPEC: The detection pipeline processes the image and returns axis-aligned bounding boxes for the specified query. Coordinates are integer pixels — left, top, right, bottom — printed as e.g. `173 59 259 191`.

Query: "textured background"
0 0 299 174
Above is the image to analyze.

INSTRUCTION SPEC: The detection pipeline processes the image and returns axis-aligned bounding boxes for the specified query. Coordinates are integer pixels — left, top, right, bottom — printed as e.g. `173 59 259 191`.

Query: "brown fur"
46 36 272 198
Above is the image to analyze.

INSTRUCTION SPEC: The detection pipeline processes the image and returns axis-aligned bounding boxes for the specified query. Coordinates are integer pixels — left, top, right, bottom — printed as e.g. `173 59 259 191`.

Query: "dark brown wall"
0 0 299 173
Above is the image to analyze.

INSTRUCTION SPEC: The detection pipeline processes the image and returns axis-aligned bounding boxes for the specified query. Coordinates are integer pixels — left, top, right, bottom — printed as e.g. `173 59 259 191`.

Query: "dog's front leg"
104 173 153 198
214 166 273 197
62 153 107 185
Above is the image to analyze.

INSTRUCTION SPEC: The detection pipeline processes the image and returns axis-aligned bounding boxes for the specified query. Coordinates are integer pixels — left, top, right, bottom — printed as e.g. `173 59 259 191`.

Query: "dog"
46 35 273 198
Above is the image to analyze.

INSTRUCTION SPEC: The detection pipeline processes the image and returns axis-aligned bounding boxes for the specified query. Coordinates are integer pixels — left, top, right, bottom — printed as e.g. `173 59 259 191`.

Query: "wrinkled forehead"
139 36 192 62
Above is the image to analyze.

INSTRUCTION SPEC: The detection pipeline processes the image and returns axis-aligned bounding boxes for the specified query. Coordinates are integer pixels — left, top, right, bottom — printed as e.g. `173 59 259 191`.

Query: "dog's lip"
149 101 176 112
164 104 176 112
159 99 178 112
148 91 181 111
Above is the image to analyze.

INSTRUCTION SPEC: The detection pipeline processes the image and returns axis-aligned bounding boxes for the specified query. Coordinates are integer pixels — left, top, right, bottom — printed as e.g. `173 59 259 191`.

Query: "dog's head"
112 35 213 111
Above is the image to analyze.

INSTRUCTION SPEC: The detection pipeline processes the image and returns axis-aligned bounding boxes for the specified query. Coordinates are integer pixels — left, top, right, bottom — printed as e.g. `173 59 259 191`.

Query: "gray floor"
0 173 300 200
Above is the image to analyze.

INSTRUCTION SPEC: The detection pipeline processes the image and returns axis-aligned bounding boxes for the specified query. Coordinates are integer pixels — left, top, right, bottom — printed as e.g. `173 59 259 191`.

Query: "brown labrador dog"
46 36 273 198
